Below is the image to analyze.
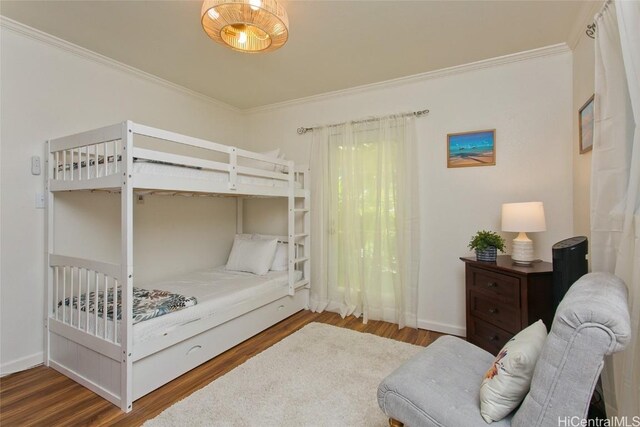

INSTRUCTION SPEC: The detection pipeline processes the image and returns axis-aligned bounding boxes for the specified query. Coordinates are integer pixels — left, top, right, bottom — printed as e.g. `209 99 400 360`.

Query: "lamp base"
511 232 535 265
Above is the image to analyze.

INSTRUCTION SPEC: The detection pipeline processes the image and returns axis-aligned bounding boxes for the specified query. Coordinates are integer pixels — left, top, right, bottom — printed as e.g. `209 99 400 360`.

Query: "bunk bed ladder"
302 167 311 293
288 164 310 296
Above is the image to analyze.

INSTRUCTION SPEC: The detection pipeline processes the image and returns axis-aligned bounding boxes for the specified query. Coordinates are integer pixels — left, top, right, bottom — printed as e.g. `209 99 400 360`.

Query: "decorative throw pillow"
479 319 548 423
225 236 278 275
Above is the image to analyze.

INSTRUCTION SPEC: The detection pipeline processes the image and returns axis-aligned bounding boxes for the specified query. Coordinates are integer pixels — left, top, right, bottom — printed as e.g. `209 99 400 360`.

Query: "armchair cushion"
378 335 512 427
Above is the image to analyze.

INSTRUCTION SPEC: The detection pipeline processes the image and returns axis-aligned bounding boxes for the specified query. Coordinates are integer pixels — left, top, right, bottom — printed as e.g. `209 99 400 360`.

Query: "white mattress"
56 267 302 345
133 267 302 343
133 161 301 189
59 158 301 189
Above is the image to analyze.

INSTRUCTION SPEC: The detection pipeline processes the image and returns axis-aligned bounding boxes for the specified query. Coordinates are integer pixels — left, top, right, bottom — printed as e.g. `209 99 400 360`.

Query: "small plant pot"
476 246 497 262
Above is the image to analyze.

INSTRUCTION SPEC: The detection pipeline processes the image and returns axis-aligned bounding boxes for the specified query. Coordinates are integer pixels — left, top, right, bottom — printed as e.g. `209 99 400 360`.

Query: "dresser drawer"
469 292 521 333
469 268 520 305
462 256 553 355
468 317 514 356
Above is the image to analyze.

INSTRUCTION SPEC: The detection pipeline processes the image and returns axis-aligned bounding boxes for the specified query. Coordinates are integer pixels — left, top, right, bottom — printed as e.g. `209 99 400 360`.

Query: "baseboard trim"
418 319 466 337
0 352 43 377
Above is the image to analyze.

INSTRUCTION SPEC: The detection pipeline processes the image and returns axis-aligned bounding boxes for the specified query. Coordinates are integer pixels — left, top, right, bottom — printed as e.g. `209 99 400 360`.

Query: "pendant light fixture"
201 0 289 53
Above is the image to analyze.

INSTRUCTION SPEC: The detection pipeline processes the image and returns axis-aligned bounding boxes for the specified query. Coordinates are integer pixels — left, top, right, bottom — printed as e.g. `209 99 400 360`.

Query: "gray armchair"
377 272 631 427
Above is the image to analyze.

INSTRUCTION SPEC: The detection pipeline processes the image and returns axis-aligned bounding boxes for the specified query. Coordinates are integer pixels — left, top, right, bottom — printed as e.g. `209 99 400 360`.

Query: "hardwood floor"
0 310 444 426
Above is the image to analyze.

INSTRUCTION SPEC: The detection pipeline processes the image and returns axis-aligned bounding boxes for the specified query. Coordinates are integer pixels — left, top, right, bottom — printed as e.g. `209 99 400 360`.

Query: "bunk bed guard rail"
47 121 293 194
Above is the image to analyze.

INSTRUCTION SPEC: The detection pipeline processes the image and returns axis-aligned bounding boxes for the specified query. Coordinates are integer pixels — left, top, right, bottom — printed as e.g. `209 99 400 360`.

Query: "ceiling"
0 0 598 110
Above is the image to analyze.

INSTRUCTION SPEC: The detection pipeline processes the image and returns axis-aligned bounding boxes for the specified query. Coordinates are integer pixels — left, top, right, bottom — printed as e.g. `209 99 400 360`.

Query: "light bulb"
207 8 219 19
249 0 261 11
238 31 247 44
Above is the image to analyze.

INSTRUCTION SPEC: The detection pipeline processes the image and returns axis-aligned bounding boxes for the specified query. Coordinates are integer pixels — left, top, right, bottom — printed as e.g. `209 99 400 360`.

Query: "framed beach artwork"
447 129 496 168
579 94 595 154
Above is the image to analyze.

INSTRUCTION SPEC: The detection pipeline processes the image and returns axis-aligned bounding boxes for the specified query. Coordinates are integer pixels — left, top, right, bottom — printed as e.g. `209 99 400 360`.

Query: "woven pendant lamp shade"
201 0 289 53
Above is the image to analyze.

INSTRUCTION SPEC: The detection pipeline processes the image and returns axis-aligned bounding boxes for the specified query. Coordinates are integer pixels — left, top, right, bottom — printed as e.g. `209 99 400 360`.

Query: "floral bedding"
56 156 202 172
56 154 122 172
58 287 197 324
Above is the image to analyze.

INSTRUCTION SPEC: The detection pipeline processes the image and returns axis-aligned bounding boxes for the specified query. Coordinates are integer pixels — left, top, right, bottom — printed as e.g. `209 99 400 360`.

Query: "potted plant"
468 230 506 262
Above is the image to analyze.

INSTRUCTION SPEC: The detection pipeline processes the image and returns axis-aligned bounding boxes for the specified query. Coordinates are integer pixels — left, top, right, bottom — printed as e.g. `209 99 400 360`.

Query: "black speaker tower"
552 236 588 310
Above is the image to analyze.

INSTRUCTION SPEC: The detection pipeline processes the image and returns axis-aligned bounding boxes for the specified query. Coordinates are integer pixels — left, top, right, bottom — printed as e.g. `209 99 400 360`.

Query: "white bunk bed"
44 121 310 412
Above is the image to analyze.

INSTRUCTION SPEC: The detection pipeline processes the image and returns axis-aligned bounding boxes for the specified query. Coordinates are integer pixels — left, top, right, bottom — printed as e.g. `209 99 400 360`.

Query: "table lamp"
501 201 546 265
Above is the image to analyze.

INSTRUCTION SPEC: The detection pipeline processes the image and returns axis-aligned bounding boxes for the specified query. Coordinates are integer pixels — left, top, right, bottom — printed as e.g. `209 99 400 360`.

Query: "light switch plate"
31 156 41 175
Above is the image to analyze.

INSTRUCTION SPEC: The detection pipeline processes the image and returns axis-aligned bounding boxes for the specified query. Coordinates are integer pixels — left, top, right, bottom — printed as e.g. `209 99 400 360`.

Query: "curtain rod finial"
297 127 311 135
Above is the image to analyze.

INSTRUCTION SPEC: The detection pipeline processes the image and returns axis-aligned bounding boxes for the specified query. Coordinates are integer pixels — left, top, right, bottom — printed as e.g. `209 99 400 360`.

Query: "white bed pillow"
275 152 287 173
479 319 548 423
270 243 288 271
225 236 278 275
250 234 289 271
238 149 280 172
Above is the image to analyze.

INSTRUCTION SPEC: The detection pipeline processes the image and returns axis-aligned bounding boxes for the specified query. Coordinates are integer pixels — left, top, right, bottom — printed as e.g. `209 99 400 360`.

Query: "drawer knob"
489 335 500 342
486 282 497 288
488 308 498 314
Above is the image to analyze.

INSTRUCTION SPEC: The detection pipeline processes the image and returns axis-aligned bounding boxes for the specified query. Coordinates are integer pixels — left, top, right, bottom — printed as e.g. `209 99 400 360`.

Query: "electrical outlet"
36 192 46 209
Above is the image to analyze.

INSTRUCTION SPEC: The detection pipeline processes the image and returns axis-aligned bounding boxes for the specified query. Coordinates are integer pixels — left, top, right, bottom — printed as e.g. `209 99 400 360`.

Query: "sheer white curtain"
309 115 419 328
592 0 639 418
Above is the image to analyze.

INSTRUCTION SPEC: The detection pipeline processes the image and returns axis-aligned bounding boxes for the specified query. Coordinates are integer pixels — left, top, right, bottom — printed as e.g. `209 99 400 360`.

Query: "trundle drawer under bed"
132 288 308 399
49 288 309 404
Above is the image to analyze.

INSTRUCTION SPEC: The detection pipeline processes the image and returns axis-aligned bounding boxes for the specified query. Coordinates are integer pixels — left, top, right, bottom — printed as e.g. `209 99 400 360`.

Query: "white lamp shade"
501 202 546 232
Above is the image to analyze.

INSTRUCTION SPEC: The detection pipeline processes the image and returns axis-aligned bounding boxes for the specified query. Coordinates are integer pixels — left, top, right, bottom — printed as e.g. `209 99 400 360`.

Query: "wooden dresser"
461 255 553 355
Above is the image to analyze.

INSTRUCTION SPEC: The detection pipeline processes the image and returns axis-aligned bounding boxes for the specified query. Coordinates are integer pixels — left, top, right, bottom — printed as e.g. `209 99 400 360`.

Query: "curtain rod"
296 109 429 135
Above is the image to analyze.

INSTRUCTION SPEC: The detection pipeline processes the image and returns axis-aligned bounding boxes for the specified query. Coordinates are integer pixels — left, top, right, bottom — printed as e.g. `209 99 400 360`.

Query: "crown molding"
566 1 603 50
244 43 571 115
0 16 241 113
0 15 573 116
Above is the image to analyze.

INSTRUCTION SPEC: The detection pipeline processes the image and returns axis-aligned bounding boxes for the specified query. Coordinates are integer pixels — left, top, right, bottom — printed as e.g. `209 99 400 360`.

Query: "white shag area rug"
144 322 422 427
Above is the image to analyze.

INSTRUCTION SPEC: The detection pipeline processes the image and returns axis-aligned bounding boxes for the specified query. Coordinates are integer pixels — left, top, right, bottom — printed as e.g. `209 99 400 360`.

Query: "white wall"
53 192 238 285
0 24 245 374
243 48 575 335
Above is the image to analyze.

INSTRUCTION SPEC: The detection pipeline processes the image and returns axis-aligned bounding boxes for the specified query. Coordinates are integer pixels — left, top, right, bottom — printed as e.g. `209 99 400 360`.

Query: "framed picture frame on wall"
579 94 595 154
447 129 496 168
